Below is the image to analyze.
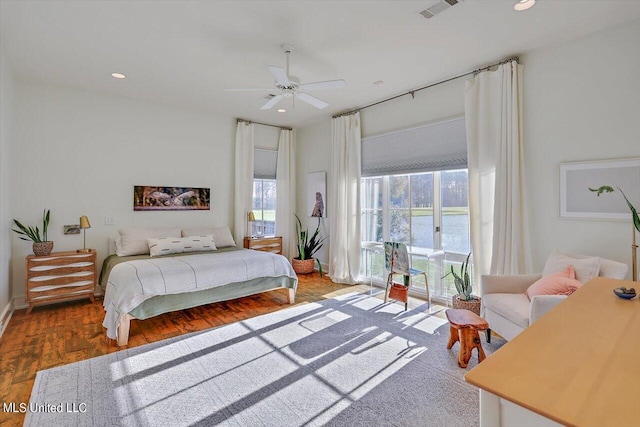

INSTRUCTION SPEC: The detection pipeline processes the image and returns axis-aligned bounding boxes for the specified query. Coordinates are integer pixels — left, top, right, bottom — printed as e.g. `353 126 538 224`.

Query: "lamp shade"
247 211 256 222
79 216 91 229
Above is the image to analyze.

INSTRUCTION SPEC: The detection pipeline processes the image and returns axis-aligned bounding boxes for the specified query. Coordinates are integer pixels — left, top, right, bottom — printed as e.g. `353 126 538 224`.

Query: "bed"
100 245 298 346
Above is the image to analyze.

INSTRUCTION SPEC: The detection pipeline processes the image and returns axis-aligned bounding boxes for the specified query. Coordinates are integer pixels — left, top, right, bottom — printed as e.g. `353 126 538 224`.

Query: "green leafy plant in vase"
293 213 327 276
590 186 639 281
443 252 480 314
12 209 54 256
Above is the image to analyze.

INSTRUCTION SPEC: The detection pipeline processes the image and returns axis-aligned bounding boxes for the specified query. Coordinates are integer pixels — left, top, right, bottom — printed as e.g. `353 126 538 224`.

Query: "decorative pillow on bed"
182 226 236 247
148 235 217 257
542 251 600 283
116 227 181 256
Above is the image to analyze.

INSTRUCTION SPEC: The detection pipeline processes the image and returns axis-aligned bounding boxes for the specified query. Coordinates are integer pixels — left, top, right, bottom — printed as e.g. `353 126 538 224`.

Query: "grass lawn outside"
253 210 275 222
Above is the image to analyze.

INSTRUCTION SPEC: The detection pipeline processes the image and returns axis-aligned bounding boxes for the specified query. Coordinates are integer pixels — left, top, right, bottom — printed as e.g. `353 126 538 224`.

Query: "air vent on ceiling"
419 0 463 19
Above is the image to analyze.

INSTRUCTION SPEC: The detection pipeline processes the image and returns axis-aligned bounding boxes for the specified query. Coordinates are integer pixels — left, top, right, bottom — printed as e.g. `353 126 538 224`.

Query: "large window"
361 170 470 302
252 179 276 237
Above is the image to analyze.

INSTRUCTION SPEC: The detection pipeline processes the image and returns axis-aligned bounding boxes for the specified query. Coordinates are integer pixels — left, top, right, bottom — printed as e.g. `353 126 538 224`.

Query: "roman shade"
254 148 278 179
361 117 467 177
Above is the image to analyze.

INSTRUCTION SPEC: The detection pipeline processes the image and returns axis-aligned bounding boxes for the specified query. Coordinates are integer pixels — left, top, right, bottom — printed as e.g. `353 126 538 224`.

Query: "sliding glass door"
361 169 470 303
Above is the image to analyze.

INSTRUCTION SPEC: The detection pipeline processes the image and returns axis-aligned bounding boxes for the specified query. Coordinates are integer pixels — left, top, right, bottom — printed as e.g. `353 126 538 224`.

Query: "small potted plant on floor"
12 209 54 256
292 214 327 276
444 252 481 315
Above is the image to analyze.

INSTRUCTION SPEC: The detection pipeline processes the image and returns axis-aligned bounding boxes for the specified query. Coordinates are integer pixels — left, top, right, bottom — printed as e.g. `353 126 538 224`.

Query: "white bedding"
102 249 297 340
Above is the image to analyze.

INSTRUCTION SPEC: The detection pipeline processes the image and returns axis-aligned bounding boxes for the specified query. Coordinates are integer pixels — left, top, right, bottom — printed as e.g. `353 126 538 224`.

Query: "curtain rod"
236 118 292 131
332 56 519 119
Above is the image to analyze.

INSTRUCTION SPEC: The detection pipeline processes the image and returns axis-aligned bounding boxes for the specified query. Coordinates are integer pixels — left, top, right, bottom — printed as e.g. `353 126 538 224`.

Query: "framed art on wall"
559 158 640 220
307 172 326 218
134 186 210 211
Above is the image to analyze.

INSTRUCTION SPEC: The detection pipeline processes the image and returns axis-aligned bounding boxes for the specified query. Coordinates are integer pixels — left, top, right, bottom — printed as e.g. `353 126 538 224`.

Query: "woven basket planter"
291 257 315 275
452 295 481 316
33 241 54 257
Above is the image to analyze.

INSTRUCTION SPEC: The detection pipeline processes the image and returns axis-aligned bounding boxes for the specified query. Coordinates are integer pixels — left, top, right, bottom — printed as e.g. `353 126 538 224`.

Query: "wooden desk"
465 277 640 427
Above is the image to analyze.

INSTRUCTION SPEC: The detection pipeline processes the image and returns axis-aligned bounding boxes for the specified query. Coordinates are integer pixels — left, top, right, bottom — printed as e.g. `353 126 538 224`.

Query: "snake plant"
443 252 474 301
294 213 327 276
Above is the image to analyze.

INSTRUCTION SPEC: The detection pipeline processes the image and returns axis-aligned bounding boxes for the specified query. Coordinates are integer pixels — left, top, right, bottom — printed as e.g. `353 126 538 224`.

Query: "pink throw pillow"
525 265 583 299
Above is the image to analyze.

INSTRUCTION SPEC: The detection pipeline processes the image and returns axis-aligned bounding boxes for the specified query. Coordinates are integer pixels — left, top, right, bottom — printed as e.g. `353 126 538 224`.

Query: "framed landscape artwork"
559 158 640 220
134 186 210 211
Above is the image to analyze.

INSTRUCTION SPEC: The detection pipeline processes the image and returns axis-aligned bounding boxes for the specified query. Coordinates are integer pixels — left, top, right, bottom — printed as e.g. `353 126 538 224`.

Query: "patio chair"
384 242 430 311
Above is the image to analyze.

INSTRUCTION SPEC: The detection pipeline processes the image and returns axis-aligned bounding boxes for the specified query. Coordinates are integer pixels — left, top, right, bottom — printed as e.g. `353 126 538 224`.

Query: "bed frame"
115 288 295 346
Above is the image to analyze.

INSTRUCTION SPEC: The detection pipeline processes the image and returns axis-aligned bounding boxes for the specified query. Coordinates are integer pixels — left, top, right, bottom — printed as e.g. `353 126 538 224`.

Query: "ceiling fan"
225 44 347 110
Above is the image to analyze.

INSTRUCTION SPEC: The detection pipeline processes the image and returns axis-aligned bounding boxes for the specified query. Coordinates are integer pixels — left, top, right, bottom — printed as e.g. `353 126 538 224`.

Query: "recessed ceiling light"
514 0 535 11
111 72 126 79
277 109 286 113
374 80 384 86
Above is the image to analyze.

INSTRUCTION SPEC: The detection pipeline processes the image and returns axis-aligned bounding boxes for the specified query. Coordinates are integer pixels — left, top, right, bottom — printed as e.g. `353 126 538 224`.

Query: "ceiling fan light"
111 72 126 79
514 0 535 11
277 109 286 113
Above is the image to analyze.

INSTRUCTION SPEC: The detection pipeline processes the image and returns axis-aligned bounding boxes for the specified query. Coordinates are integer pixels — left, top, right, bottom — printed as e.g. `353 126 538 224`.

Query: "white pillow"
117 227 181 256
542 251 600 284
148 235 217 257
182 226 236 248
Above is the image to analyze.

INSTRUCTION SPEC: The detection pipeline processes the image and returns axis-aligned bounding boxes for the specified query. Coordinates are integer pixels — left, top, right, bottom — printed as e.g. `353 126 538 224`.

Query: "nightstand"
25 250 97 314
243 236 283 255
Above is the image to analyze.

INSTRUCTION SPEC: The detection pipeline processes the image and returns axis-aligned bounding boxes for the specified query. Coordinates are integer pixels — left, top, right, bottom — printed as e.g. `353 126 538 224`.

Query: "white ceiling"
2 0 639 128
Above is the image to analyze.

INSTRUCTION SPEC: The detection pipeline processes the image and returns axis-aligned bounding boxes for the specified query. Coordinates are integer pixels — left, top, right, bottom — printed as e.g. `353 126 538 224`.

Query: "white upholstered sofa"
480 252 628 341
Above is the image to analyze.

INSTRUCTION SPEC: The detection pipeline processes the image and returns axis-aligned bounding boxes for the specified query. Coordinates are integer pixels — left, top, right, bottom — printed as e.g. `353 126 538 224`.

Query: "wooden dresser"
25 250 97 314
243 236 283 255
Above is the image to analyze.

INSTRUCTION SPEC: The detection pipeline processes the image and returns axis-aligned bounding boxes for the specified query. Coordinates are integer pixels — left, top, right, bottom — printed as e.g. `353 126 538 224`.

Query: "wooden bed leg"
117 313 132 346
288 288 296 304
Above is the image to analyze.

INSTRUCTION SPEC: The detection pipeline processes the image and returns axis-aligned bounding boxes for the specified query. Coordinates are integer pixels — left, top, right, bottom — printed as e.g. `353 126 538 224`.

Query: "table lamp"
247 211 256 238
78 215 92 253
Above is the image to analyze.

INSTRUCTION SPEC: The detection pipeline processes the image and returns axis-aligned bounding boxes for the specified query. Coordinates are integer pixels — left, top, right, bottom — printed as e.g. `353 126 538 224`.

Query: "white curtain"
328 112 362 284
234 121 254 244
275 129 296 259
465 61 531 286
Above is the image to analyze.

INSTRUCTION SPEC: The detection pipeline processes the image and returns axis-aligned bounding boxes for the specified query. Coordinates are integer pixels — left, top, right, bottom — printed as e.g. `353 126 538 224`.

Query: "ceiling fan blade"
300 79 347 91
296 93 329 109
224 88 274 91
260 94 284 110
268 66 291 86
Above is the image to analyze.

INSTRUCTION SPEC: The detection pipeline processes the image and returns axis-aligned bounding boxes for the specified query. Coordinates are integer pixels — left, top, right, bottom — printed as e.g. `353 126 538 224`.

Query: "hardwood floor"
0 273 436 426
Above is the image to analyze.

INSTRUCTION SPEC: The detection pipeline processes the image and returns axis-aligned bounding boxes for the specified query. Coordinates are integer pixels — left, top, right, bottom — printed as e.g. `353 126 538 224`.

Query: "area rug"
25 292 505 426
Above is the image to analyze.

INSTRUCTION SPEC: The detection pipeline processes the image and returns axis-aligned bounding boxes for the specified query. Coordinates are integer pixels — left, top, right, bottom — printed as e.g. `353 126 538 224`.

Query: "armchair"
480 254 628 341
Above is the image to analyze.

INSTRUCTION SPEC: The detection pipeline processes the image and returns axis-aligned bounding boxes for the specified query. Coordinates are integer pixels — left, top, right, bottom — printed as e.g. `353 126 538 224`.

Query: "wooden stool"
445 308 489 368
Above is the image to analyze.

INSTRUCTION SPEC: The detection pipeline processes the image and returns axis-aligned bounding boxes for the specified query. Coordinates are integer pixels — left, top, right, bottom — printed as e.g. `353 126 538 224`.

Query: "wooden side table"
25 250 97 313
446 308 489 368
243 236 283 255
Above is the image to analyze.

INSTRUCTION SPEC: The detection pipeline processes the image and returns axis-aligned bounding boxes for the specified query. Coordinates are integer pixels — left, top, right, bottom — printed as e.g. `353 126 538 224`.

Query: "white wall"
0 46 15 323
10 84 236 302
522 19 640 276
295 120 332 266
296 19 640 278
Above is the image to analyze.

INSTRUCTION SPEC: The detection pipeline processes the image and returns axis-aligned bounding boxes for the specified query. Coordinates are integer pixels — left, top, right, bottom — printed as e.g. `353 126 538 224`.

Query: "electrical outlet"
104 217 115 226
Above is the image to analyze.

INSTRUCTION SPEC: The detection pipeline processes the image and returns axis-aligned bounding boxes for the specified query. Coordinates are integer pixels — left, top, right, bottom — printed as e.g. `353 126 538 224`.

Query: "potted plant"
443 252 481 315
12 209 54 256
293 214 327 276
